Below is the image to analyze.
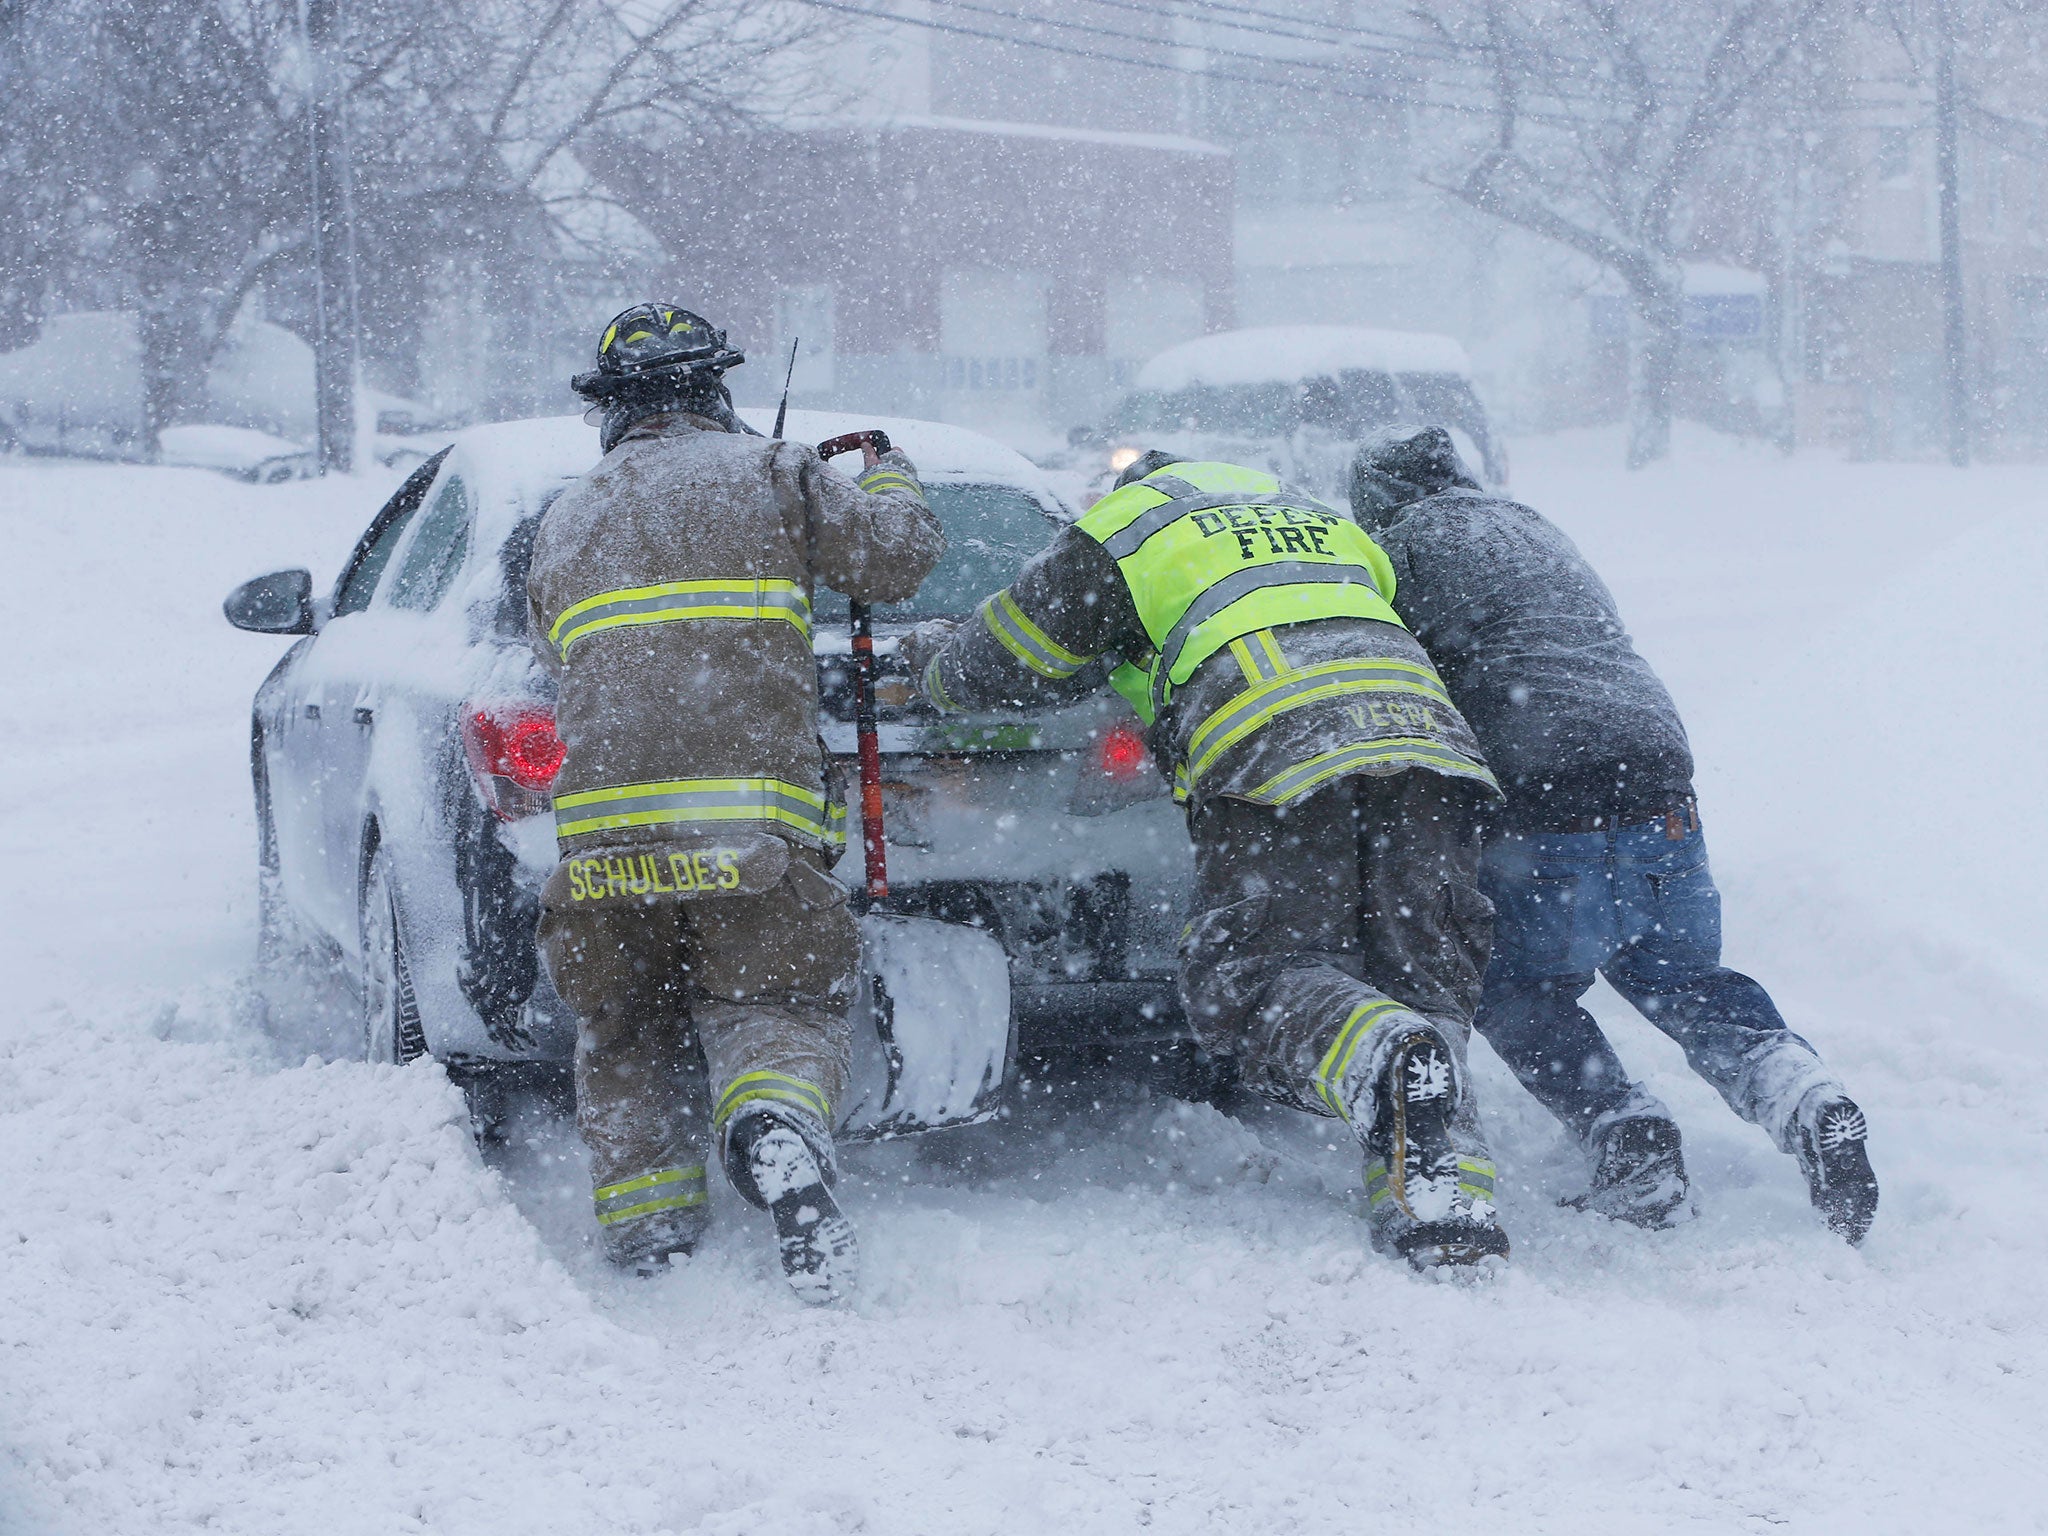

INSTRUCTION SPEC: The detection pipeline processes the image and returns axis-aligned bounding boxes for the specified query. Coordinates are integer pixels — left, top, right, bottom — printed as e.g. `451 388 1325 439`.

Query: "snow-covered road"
2 435 2043 1534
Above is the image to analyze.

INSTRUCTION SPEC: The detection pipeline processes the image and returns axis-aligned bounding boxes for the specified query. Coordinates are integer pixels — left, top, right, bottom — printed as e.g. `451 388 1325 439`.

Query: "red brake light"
462 703 564 819
1099 720 1148 781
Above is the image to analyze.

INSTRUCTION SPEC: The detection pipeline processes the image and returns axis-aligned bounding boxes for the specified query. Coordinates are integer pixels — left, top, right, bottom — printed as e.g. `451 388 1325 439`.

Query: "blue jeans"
1475 811 1829 1146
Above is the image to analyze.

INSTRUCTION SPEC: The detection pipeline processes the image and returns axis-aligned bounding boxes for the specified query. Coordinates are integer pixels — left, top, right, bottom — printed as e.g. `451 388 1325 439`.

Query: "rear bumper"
1014 979 1183 1049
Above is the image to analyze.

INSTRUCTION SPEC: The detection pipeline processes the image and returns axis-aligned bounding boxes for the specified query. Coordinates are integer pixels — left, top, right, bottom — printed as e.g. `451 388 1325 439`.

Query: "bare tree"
1416 0 1828 465
0 0 822 459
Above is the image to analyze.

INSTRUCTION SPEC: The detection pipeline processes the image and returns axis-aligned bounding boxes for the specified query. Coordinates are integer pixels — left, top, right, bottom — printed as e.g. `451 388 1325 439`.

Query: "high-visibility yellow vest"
1074 462 1406 722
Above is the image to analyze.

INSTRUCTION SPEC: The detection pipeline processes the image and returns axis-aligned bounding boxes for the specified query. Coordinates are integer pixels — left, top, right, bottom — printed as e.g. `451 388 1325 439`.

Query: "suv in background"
1066 325 1506 503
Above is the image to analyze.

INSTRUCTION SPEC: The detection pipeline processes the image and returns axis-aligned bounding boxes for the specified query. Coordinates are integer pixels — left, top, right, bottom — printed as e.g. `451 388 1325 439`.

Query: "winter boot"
1566 1108 1695 1229
1790 1089 1878 1245
1349 1026 1510 1271
595 1166 711 1277
726 1111 858 1304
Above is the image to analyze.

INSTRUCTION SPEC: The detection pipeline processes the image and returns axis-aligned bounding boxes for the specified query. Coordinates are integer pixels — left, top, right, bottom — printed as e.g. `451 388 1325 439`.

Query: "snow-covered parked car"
1064 325 1507 502
224 411 1195 1124
158 424 316 483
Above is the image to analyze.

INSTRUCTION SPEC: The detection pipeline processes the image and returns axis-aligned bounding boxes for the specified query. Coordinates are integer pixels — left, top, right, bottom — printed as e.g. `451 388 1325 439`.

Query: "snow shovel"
815 429 1013 1139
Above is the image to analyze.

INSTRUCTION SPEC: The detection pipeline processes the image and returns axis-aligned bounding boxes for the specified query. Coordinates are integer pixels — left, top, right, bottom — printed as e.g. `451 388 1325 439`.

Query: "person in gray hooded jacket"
1349 427 1878 1244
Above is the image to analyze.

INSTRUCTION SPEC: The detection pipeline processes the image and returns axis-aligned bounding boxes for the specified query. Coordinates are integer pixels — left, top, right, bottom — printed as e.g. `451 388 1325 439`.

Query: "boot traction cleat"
731 1117 859 1304
1794 1093 1878 1245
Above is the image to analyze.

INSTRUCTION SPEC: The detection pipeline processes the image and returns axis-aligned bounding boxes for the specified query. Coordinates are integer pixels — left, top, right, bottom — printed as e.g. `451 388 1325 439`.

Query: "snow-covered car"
1064 325 1507 502
224 411 1194 1123
158 424 316 483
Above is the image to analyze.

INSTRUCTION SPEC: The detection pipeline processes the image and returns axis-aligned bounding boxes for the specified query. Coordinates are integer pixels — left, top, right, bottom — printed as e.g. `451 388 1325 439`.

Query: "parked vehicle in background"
225 410 1196 1132
1064 325 1507 502
158 424 316 483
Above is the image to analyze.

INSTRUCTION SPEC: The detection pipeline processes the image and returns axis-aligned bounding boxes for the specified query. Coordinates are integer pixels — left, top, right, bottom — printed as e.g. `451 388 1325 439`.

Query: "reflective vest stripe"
553 776 834 842
1097 491 1336 561
981 590 1092 679
1248 739 1497 806
1230 629 1287 682
715 1070 831 1131
1154 561 1387 711
1313 998 1412 1119
593 1165 708 1226
1185 659 1454 791
549 578 811 661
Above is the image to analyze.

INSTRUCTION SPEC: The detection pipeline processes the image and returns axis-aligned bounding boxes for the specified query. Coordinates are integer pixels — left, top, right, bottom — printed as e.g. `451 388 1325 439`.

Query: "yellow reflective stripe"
1185 659 1454 790
549 578 812 660
1457 1158 1497 1199
1171 761 1190 804
1314 999 1410 1118
715 1070 830 1129
924 654 961 715
981 590 1091 679
857 469 923 500
593 1165 707 1225
600 323 619 353
1247 739 1498 807
554 776 833 842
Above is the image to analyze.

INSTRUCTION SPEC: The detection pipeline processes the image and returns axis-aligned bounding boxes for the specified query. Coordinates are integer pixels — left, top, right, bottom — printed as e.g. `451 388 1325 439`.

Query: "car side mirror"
224 568 315 634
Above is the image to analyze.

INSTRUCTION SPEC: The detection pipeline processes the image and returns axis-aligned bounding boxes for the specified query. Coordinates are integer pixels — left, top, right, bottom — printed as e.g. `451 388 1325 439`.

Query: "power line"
800 0 1419 109
918 0 1427 87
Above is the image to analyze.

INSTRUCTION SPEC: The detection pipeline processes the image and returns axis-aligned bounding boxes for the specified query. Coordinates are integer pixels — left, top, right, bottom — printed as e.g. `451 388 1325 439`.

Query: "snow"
737 406 1074 512
157 424 310 475
3 433 2045 1533
1136 325 1475 391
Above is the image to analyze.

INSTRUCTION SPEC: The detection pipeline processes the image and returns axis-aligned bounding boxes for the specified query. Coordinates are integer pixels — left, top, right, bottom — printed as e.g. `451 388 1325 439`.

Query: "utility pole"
1935 0 1969 466
302 0 355 473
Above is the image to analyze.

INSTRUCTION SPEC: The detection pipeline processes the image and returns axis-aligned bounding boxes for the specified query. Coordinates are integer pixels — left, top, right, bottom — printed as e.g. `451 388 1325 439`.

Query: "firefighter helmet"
570 303 745 401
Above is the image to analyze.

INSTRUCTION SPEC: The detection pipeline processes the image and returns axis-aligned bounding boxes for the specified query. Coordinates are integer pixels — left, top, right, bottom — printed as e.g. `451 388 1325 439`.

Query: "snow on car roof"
1135 327 1474 392
737 407 1069 511
438 409 1072 555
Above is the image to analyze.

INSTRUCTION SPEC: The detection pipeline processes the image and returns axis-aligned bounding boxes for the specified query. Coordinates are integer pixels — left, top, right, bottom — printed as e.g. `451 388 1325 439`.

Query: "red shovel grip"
818 430 893 901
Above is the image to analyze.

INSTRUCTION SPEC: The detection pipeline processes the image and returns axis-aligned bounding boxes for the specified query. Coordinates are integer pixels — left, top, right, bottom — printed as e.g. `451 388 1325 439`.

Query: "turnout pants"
1181 771 1496 1119
538 848 860 1260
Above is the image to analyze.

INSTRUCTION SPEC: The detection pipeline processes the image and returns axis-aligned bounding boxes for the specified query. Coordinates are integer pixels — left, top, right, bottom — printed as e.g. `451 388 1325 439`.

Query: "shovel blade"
840 914 1012 1139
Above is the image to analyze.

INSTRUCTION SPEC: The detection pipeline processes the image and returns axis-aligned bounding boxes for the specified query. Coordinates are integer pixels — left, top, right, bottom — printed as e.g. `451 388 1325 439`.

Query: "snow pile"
1 439 2045 1533
1136 326 1474 391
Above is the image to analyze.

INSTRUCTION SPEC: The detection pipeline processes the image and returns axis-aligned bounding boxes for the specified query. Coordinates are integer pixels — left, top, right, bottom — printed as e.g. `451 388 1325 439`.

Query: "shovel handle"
818 432 891 902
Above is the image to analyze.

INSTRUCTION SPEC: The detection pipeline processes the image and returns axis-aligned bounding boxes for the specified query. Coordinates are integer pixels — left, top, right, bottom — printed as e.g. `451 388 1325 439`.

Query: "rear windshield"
498 483 1060 635
814 482 1057 623
1108 370 1478 440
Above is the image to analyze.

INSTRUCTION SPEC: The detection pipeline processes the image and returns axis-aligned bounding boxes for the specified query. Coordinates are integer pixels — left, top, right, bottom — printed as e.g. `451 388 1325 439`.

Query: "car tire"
359 839 429 1065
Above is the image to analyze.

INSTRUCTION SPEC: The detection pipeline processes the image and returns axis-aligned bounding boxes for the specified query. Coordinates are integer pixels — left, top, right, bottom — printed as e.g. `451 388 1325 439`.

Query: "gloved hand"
857 447 925 504
895 617 959 682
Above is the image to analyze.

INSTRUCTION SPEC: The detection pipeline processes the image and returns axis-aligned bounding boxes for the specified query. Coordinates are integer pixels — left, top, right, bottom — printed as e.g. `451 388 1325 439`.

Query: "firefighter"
1348 426 1878 1243
527 304 943 1299
900 451 1511 1271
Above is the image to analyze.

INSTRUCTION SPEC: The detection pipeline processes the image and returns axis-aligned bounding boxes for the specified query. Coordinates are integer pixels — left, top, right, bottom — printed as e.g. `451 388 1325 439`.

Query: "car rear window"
1106 370 1483 444
814 483 1057 623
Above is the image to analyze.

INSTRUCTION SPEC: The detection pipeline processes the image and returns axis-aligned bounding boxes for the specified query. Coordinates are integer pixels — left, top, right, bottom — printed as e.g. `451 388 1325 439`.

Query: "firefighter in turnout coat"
901 451 1511 1269
528 305 943 1299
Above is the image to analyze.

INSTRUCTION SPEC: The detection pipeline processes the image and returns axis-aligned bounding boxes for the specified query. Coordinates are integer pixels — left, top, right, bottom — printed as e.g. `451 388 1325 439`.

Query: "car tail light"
1098 720 1148 781
462 702 564 821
